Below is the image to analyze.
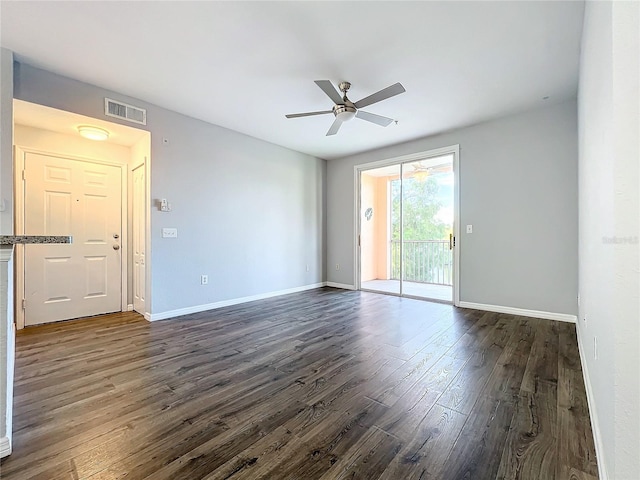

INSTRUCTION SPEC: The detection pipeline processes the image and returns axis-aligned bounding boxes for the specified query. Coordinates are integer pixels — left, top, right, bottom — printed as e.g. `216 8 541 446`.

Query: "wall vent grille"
104 98 147 125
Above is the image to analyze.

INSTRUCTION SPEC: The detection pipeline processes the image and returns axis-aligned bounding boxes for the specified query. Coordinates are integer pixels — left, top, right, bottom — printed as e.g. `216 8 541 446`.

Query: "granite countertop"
0 235 73 245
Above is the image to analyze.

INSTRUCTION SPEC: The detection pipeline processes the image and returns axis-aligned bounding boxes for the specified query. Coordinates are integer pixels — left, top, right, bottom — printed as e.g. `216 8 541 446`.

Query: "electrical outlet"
201 275 208 285
306 264 310 272
335 263 340 270
577 294 580 307
162 228 177 238
593 336 598 360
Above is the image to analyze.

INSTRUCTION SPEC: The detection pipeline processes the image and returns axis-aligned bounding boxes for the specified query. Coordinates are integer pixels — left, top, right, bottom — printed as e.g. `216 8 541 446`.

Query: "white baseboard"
575 322 609 480
325 282 356 290
0 436 11 458
126 304 134 312
148 283 326 322
458 301 577 323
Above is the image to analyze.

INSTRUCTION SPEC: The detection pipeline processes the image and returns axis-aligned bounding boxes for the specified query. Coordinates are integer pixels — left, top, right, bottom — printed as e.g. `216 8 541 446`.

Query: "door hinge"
454 236 456 247
358 235 361 247
22 299 26 310
22 170 26 181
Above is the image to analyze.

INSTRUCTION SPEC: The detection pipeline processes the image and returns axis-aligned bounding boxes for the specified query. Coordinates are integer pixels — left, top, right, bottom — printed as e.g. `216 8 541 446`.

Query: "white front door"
24 152 122 325
132 163 145 315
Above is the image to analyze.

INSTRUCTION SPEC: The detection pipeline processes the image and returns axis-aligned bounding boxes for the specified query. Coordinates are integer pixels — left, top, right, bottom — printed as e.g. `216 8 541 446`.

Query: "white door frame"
131 160 147 317
354 145 460 306
129 154 152 322
14 146 129 329
142 157 152 322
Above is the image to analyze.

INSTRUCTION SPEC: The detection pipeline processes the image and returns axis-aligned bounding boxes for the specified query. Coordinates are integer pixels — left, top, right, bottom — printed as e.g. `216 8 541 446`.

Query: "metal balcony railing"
390 240 453 286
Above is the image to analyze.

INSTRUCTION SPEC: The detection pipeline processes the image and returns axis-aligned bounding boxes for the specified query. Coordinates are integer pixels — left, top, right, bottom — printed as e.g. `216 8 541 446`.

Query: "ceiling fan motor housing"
338 81 351 93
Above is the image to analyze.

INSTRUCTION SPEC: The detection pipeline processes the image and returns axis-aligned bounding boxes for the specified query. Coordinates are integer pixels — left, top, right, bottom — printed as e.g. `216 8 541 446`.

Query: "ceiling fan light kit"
333 104 356 122
286 79 406 136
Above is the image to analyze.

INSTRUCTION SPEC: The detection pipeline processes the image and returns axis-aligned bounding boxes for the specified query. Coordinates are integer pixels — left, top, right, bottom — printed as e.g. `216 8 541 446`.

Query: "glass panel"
360 164 401 295
401 155 454 301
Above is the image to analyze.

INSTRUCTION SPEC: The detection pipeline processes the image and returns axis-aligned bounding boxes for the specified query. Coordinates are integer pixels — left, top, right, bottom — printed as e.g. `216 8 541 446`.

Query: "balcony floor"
361 279 452 302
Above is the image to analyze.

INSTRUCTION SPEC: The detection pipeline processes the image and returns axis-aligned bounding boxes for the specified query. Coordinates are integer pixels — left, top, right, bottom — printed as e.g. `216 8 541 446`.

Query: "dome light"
77 125 110 141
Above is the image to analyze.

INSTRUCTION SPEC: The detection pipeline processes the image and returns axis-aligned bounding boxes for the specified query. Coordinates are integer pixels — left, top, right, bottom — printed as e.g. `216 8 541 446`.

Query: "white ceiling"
0 1 584 160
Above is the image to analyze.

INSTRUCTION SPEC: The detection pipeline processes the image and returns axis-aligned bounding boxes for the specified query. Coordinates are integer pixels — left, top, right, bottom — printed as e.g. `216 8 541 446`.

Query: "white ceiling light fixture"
77 125 110 141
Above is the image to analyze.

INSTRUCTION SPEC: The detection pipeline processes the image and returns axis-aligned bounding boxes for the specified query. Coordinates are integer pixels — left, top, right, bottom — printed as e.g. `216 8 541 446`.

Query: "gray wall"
578 1 639 478
327 100 578 315
0 49 13 235
0 48 13 449
14 63 326 316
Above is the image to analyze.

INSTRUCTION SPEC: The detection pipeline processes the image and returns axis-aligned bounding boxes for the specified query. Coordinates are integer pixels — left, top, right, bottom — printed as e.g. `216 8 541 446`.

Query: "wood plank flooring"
0 287 598 479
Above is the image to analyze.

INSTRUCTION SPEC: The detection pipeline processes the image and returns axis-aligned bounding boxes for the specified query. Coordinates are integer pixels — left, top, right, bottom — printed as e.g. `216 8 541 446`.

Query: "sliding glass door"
359 153 455 302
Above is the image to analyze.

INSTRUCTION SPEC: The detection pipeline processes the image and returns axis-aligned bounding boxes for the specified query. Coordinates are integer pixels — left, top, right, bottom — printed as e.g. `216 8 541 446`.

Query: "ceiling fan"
285 80 406 136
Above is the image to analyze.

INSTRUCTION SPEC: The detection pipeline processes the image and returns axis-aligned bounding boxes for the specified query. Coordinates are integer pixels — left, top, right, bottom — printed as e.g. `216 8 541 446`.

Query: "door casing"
131 162 146 316
354 145 460 306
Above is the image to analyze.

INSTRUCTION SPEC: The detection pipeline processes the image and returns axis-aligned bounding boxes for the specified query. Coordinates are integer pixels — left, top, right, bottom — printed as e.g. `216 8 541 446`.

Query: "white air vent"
104 98 147 125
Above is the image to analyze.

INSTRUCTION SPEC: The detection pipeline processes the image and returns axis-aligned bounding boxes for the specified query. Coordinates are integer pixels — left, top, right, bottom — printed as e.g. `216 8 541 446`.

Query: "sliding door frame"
354 144 460 306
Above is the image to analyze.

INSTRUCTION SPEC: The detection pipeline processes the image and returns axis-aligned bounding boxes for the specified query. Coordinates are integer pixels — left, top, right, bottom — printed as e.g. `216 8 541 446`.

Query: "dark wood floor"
1 287 598 479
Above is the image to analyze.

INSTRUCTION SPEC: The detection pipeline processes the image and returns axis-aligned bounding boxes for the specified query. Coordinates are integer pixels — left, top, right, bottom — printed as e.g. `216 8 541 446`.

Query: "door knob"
113 244 120 250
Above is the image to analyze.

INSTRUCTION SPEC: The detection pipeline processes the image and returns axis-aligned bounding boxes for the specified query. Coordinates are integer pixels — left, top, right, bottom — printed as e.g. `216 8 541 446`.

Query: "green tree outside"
391 175 448 241
390 174 453 283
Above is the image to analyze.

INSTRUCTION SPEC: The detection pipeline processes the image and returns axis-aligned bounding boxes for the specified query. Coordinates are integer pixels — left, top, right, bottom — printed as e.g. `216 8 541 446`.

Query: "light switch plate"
162 228 178 238
466 225 473 233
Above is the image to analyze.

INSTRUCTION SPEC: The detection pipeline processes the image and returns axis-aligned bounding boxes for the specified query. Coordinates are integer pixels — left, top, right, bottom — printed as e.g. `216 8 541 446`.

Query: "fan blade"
285 110 333 119
356 110 394 127
326 118 342 136
354 82 406 109
315 80 344 104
